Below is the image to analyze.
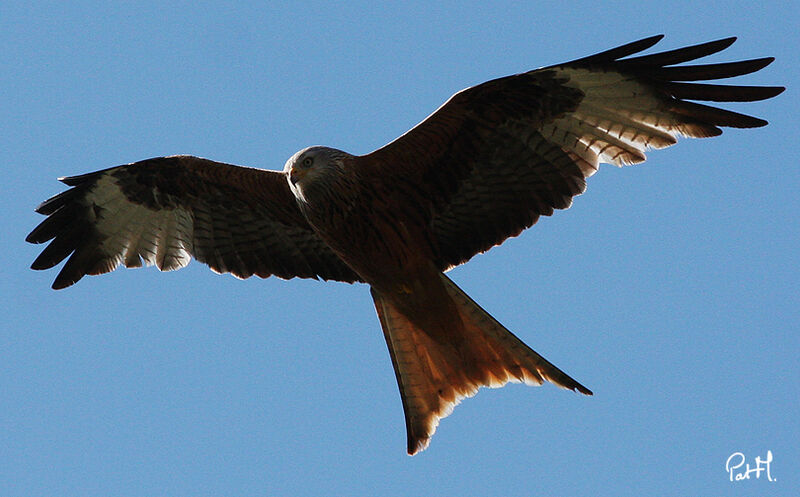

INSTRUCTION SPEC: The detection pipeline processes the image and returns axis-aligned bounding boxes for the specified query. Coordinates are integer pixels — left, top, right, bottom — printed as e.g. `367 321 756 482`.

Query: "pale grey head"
284 146 352 204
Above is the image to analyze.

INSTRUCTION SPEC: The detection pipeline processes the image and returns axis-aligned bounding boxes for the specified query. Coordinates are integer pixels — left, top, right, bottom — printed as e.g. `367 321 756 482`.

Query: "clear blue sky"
2 2 798 496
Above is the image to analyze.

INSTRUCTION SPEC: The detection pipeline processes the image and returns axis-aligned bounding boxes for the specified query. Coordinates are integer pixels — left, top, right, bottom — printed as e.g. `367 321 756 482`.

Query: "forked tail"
371 273 591 455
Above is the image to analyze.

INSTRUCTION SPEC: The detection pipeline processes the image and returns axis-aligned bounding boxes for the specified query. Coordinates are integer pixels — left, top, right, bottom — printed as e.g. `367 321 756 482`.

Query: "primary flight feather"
27 36 783 454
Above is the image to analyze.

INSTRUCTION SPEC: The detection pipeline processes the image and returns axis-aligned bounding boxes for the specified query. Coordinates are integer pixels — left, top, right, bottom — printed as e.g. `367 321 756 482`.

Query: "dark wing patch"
357 36 784 270
27 156 361 289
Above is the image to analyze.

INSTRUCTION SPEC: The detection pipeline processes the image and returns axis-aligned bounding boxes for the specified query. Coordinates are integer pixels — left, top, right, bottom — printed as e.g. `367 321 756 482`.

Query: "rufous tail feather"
371 273 591 455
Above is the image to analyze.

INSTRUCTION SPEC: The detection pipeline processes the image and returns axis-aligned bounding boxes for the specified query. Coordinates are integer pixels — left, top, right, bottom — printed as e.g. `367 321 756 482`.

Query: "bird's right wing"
27 155 361 289
357 36 784 271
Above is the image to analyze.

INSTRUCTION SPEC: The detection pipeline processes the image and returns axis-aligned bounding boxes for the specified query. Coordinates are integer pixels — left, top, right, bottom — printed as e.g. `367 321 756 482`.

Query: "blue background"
3 2 797 496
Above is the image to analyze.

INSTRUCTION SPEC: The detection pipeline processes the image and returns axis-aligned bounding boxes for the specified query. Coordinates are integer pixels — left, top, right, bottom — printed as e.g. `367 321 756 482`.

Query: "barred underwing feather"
361 36 782 272
28 156 361 288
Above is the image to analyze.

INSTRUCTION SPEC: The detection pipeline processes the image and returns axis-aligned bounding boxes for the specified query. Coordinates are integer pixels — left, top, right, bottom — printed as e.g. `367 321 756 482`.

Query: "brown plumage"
27 36 783 454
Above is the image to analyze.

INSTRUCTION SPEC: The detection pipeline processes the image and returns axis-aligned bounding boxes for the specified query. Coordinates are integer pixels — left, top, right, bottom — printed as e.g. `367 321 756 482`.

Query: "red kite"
27 36 783 454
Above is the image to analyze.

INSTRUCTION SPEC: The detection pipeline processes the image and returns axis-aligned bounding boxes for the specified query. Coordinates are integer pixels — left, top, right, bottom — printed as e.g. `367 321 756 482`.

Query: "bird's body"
288 147 433 290
285 145 594 452
27 36 783 454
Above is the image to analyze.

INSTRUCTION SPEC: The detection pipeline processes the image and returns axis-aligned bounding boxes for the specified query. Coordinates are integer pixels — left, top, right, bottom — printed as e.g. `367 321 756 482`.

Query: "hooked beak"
289 167 306 186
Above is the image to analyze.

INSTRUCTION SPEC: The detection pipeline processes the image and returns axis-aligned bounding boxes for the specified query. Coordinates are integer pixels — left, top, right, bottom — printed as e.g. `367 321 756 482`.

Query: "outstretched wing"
357 36 784 270
27 155 361 289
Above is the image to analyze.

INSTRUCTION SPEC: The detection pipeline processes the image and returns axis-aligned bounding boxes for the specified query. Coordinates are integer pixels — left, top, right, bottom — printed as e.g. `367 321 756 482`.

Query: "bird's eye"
302 157 313 167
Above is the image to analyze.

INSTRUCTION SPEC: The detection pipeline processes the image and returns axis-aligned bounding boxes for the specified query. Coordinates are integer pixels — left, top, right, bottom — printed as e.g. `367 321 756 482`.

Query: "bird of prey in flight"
27 35 783 454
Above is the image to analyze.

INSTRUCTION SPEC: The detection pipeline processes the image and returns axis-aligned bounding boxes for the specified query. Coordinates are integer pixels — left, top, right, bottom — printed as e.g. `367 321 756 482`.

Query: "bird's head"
285 146 350 204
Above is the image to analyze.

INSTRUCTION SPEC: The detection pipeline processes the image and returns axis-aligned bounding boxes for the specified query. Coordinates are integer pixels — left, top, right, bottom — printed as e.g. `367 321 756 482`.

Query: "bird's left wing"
27 155 361 289
356 36 784 270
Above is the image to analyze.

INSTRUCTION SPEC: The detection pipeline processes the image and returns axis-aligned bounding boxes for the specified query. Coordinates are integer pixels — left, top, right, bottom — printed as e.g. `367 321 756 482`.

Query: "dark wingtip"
51 279 73 290
738 56 776 74
694 36 738 57
563 34 665 66
631 34 666 51
717 36 737 49
58 170 102 186
51 269 82 290
632 34 666 49
771 85 787 96
621 36 740 67
30 258 51 271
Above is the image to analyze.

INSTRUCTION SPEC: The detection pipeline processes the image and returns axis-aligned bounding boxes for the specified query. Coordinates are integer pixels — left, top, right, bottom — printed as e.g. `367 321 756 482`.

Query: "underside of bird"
371 272 591 455
25 35 783 456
